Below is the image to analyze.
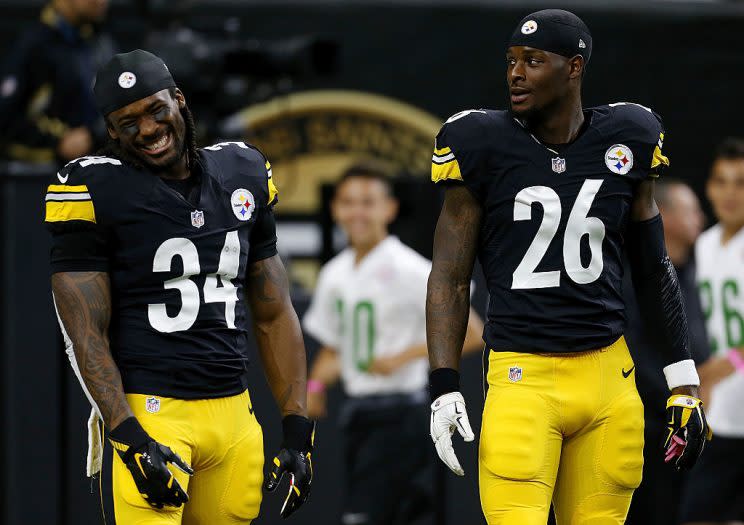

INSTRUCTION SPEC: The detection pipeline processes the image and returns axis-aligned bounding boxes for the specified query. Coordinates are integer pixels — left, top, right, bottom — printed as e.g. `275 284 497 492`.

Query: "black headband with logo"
507 9 592 63
93 49 176 117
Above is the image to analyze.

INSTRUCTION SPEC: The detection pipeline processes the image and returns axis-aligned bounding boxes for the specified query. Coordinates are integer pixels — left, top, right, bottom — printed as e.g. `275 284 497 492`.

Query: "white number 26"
512 180 605 290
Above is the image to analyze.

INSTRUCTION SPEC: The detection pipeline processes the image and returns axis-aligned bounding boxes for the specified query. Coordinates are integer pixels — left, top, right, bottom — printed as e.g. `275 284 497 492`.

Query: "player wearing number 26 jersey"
46 50 313 525
426 10 710 525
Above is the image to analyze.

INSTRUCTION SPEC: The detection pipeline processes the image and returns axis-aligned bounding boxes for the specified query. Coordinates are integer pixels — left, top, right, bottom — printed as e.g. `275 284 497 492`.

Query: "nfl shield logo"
145 397 161 413
508 366 523 382
191 210 205 228
551 157 566 173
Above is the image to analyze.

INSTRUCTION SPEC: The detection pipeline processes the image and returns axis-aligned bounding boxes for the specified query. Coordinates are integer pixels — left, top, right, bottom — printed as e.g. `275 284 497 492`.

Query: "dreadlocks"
97 88 199 171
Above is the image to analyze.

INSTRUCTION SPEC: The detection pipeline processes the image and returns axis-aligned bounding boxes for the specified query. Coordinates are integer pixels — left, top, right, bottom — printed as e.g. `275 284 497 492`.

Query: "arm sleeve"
45 175 108 272
431 111 488 199
247 205 278 263
247 155 279 263
612 103 670 179
302 268 341 349
627 214 691 367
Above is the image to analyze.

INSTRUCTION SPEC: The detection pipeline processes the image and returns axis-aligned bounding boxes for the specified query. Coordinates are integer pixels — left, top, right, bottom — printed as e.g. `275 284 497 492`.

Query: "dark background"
2 1 744 524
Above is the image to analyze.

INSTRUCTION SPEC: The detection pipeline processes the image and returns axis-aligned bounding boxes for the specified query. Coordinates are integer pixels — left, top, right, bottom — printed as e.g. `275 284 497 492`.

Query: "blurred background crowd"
1 1 743 524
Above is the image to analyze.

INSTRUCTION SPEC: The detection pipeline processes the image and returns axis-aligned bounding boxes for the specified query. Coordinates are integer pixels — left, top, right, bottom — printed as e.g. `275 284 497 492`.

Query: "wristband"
429 367 460 402
281 415 313 451
663 359 700 390
307 379 326 394
728 349 744 375
108 417 151 461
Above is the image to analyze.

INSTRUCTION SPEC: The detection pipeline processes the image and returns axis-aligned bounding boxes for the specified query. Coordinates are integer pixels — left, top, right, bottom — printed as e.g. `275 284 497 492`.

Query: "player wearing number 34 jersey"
45 50 314 524
426 10 711 525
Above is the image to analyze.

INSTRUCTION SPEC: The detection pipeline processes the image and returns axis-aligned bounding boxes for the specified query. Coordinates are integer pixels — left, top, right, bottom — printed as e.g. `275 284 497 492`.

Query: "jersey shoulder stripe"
45 184 95 223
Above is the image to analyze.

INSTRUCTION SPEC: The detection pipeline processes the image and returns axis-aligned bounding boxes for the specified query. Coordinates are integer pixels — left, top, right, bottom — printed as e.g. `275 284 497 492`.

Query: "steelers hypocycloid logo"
605 144 634 175
118 71 136 89
231 188 255 221
521 20 538 34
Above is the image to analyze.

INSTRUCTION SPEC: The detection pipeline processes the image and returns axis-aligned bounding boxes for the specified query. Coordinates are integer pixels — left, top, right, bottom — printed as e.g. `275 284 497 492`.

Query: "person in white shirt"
303 164 483 525
681 138 744 525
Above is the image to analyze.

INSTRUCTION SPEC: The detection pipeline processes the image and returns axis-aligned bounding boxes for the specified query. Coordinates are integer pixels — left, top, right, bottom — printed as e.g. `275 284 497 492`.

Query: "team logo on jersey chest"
605 144 634 175
552 157 566 173
191 210 205 228
508 366 523 382
231 188 255 221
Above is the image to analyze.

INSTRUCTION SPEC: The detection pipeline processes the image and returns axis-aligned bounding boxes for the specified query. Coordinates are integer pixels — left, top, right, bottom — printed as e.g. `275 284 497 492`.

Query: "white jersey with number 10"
303 236 431 397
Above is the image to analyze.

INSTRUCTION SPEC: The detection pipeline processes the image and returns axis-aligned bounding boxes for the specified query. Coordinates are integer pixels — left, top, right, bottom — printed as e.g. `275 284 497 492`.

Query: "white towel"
86 408 103 478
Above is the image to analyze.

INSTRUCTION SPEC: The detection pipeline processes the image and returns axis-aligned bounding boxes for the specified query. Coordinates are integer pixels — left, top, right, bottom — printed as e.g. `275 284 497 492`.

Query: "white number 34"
148 231 241 333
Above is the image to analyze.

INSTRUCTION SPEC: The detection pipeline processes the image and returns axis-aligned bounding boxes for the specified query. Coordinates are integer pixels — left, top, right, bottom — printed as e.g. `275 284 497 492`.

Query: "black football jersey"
431 103 669 353
45 141 279 398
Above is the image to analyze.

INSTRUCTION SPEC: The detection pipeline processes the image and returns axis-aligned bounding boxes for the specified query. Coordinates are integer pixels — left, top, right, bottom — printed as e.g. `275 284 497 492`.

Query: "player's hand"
265 416 315 518
367 353 407 375
109 417 193 509
430 391 474 476
663 393 712 471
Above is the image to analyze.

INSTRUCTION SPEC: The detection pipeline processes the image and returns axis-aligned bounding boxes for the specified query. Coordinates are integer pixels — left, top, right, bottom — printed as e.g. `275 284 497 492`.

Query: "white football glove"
430 391 475 476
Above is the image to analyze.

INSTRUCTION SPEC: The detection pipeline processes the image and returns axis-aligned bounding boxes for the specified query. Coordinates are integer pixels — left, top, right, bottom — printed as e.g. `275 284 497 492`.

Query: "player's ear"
106 119 119 140
174 88 186 109
568 55 584 80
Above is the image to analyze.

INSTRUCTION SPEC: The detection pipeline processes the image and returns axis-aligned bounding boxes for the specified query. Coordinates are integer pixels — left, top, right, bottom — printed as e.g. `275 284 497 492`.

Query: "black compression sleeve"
627 214 691 366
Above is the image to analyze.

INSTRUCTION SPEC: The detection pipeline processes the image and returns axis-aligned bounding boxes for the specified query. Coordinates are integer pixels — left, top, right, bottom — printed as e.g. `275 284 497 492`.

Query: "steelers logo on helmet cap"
521 20 538 34
118 72 137 89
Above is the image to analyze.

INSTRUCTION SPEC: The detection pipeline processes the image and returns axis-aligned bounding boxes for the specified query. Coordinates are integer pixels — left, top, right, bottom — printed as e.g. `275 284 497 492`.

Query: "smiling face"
506 46 582 119
106 88 187 174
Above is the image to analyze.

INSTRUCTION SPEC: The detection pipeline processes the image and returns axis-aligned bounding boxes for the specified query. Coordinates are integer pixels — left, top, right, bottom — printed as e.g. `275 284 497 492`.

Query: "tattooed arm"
246 254 307 417
427 186 483 372
51 271 133 429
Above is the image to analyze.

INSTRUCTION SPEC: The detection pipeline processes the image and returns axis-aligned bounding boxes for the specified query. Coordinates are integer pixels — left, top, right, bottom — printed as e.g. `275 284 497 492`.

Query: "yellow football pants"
479 336 644 525
103 390 264 524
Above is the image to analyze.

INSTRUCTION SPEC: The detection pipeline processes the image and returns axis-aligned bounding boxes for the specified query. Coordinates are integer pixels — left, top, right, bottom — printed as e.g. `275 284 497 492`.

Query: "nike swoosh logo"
622 366 635 378
57 172 68 183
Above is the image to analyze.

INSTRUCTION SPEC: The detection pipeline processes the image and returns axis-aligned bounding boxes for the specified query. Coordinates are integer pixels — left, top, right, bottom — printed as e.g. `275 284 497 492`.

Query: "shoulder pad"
45 156 122 225
436 109 506 151
607 102 664 136
605 103 668 175
201 141 277 206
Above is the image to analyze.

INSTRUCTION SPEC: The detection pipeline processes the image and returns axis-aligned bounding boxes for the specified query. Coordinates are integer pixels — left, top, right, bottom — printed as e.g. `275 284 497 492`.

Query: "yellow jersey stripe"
45 200 96 223
268 176 279 205
434 146 452 156
265 160 271 172
47 184 89 193
431 158 464 183
651 145 669 170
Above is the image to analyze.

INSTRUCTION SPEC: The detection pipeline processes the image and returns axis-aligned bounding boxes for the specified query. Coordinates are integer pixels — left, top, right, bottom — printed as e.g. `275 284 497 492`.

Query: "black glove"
109 417 193 509
264 415 315 518
662 394 713 471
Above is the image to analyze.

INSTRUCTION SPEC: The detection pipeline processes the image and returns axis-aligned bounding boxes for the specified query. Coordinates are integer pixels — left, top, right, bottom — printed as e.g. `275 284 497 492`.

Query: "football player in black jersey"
426 10 711 524
46 50 313 523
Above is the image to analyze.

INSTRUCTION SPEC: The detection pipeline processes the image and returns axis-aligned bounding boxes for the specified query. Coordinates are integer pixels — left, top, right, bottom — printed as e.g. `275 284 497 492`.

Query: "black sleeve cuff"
429 368 460 402
281 415 313 452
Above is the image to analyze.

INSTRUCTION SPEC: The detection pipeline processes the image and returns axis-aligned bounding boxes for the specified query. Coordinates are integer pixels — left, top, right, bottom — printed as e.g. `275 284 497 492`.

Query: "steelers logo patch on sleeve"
231 188 256 221
605 144 634 175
